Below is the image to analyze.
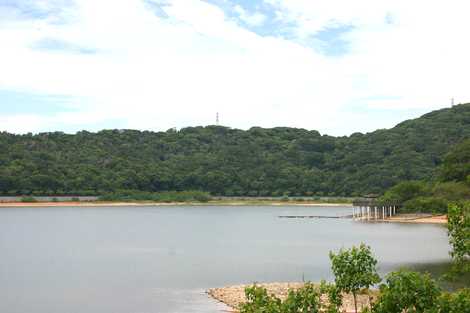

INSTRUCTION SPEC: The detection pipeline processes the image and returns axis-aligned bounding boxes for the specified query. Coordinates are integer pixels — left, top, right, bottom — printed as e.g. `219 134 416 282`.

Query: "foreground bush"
447 202 470 272
239 283 326 313
370 270 441 313
436 288 470 313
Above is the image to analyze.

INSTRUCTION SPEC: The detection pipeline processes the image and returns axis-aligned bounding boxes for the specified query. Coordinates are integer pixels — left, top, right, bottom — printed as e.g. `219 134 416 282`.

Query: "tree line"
0 103 469 197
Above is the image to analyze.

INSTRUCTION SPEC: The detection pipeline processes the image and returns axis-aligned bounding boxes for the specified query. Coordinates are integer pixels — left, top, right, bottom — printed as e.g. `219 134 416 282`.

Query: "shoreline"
0 202 447 224
384 214 447 224
0 200 352 207
355 214 448 225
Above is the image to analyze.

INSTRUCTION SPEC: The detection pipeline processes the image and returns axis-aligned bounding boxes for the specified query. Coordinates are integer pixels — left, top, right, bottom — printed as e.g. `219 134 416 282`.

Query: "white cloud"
0 0 469 135
234 5 267 27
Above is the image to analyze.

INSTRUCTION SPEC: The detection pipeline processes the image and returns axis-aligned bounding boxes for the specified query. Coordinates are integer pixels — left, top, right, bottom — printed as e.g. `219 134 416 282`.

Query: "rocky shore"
207 282 378 313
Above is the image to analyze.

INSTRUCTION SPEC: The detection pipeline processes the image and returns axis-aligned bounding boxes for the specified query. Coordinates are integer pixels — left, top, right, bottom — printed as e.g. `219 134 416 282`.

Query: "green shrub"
436 288 470 313
193 192 211 202
380 181 430 205
239 285 281 313
371 270 441 313
319 280 342 313
239 283 322 313
433 182 470 201
20 196 37 203
447 203 470 264
402 197 449 214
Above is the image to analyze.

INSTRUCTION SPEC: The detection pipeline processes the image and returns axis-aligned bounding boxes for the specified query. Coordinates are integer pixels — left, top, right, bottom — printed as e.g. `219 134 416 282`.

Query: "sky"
0 0 469 136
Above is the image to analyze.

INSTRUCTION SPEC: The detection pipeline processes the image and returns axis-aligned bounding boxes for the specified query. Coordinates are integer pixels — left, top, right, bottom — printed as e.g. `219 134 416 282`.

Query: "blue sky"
0 0 468 135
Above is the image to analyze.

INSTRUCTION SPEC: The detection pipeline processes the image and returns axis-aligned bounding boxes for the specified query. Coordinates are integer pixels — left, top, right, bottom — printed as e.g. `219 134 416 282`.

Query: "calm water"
0 205 450 313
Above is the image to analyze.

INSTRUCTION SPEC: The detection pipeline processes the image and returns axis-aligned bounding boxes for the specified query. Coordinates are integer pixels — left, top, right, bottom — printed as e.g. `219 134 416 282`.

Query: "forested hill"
1 104 469 197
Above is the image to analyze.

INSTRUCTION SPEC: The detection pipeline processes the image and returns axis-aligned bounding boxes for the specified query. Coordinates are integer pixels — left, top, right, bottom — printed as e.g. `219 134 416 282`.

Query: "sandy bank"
207 282 377 313
386 214 447 224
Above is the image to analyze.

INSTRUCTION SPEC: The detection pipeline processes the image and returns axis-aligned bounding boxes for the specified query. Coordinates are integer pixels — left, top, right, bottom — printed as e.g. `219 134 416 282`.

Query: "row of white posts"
352 205 396 221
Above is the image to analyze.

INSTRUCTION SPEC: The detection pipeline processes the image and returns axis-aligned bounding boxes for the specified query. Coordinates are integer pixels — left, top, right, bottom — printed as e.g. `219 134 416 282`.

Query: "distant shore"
0 200 352 207
0 202 447 224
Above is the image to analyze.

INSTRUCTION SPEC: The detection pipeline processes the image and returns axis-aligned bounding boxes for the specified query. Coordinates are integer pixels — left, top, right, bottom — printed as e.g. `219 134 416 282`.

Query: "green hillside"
0 103 469 196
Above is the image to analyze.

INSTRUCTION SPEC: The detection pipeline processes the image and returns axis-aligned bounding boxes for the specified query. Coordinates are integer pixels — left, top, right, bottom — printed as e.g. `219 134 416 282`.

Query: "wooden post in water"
393 205 396 215
374 206 377 220
382 206 385 220
367 206 370 220
389 206 392 218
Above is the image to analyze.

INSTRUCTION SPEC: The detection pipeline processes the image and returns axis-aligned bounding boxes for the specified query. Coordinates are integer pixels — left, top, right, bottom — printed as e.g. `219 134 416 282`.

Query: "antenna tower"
216 112 219 125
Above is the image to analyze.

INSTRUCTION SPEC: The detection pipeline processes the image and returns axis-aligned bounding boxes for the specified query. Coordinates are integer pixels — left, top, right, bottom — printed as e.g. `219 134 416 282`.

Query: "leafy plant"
447 203 470 269
371 270 441 313
239 283 322 313
318 280 342 313
436 288 470 313
282 283 322 313
329 243 380 313
239 285 282 313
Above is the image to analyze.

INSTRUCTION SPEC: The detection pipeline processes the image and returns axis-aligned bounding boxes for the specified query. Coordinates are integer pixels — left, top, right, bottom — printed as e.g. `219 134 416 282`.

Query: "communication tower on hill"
216 112 219 126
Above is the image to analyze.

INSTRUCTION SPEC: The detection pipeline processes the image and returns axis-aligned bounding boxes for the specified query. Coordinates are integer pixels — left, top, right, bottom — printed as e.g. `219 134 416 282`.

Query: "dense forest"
380 137 470 212
0 103 469 197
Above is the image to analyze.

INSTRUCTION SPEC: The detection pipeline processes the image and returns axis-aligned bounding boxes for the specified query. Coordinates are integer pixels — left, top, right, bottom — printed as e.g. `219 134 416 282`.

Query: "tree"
440 139 470 183
329 243 381 313
371 270 441 313
447 203 470 267
380 180 430 205
1 103 470 196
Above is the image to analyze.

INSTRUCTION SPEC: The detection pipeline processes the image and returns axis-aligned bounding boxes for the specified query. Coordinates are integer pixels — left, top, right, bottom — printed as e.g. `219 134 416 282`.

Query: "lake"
0 205 450 313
